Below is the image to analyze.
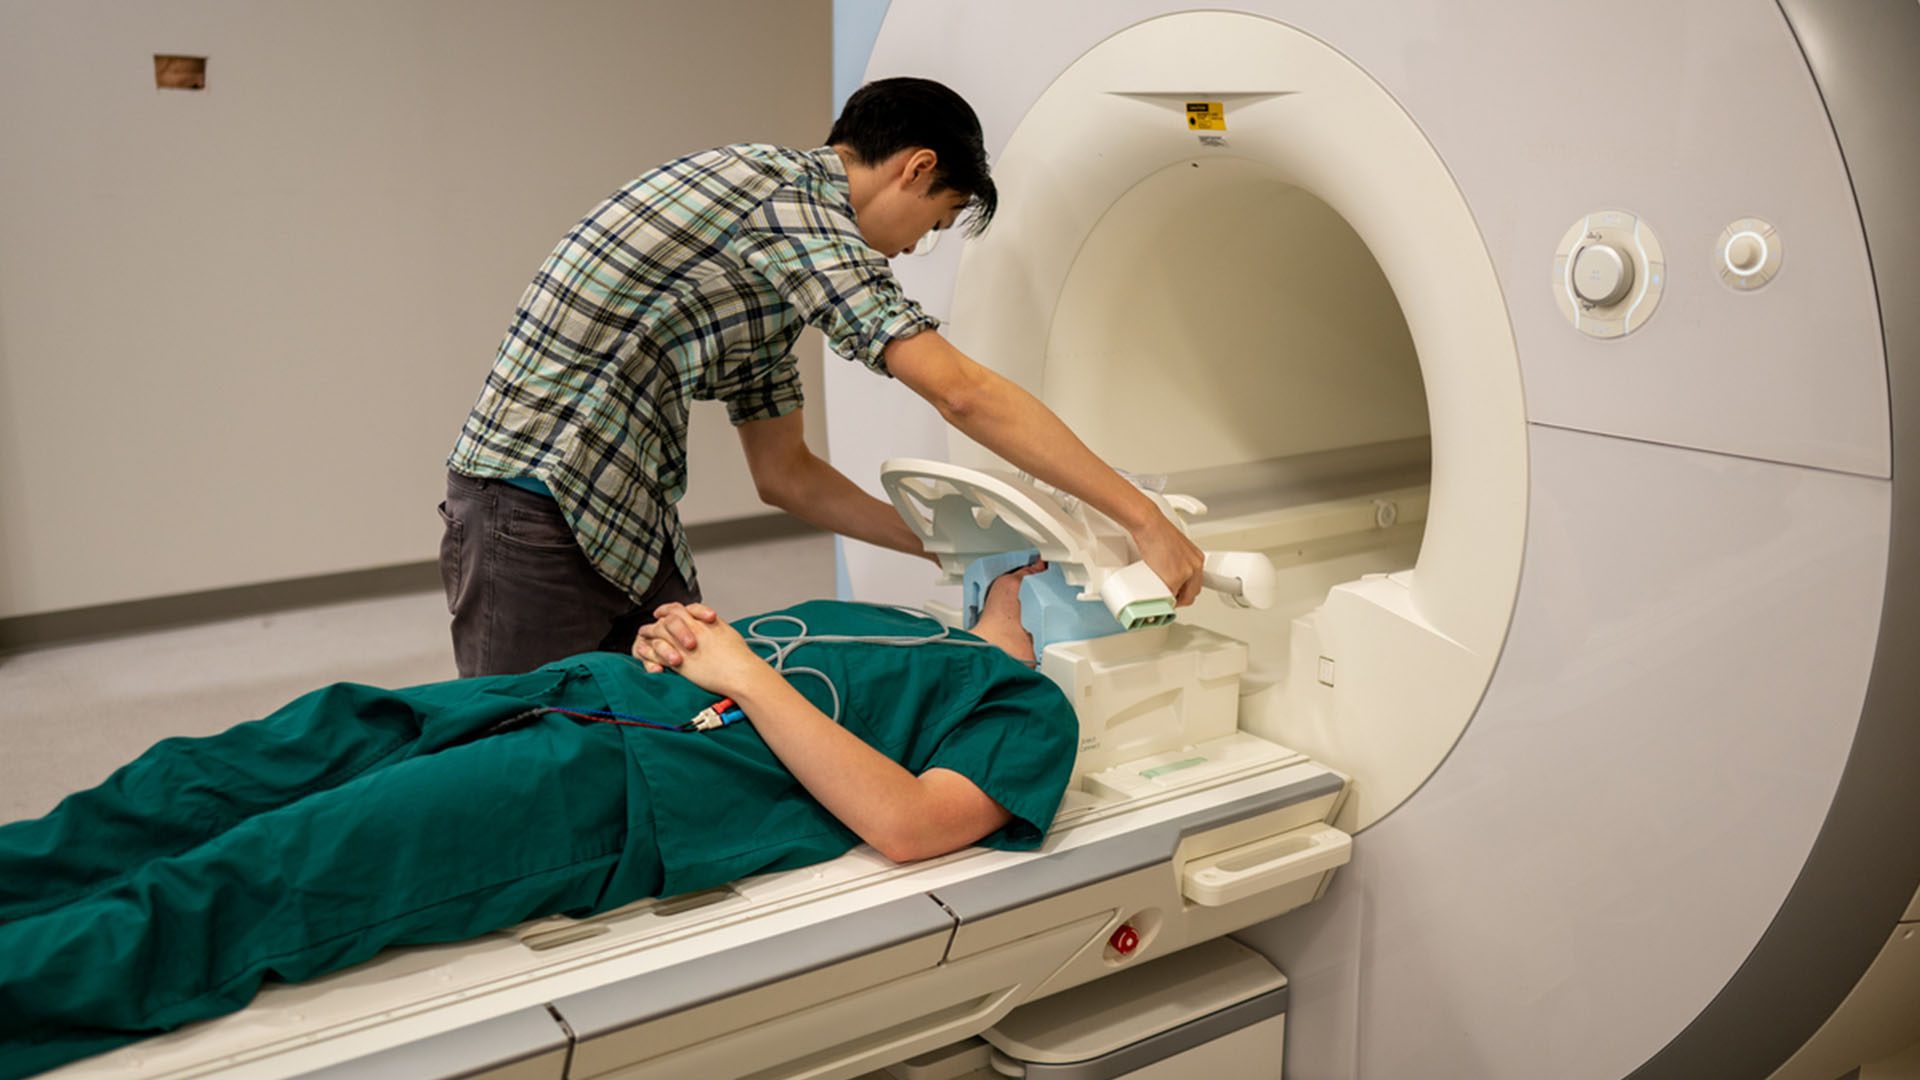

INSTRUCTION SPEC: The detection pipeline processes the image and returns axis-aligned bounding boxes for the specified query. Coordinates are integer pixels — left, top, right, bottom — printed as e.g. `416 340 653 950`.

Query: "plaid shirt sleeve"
723 361 806 424
736 190 939 376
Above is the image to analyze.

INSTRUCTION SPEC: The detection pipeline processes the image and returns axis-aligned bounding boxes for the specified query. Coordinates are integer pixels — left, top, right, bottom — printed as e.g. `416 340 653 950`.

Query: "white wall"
0 0 831 618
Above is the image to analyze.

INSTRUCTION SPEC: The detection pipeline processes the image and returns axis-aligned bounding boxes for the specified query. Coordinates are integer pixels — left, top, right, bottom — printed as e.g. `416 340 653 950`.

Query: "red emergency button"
1109 924 1141 956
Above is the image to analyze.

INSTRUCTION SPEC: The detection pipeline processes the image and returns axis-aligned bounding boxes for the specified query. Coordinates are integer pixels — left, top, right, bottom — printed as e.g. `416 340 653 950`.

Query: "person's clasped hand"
631 603 767 697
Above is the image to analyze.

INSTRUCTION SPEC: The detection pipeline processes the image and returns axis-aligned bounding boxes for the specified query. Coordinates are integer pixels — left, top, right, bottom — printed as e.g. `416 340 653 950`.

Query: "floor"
0 533 837 825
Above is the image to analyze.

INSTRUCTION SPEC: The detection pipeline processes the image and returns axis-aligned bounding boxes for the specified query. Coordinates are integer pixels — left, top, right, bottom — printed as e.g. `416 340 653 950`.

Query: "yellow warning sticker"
1185 101 1225 131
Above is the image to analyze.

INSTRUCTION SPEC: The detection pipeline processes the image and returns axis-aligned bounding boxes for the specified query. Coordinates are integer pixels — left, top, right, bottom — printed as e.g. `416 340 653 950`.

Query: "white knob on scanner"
1202 551 1276 609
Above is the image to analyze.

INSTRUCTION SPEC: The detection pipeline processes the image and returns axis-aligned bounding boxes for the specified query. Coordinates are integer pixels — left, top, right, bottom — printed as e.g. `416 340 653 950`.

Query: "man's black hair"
827 77 998 236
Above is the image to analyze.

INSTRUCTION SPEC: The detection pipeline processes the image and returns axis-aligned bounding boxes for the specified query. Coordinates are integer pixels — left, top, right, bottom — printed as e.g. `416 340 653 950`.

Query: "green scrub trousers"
0 663 660 1078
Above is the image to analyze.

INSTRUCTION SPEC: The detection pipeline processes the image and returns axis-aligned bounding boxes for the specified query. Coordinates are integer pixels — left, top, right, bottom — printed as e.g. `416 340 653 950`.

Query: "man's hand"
1132 513 1205 606
632 603 770 698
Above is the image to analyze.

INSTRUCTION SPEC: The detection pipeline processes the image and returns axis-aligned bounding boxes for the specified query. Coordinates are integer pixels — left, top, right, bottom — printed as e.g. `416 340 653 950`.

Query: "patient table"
54 462 1351 1080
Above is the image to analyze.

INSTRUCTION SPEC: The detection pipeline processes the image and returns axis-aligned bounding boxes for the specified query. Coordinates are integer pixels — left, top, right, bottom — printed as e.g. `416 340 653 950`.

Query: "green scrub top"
567 600 1078 898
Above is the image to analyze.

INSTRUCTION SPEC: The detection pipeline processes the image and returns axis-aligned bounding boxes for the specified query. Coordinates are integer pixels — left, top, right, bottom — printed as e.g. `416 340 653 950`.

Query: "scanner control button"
1553 210 1665 337
1726 232 1766 275
1717 218 1783 290
1109 924 1141 956
1572 243 1633 307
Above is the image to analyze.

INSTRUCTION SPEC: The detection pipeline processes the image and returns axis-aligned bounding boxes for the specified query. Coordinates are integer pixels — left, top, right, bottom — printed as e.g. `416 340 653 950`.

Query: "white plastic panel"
1446 4 1887 478
1247 425 1889 1078
985 936 1284 1063
1277 571 1488 830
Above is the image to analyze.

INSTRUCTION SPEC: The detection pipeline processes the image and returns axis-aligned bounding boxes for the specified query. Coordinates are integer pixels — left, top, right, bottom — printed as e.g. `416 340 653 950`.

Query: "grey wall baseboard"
0 562 444 655
0 514 818 655
684 512 820 551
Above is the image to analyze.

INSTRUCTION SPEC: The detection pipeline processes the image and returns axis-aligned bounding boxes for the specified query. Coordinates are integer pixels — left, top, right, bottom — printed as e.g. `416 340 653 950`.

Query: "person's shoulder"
738 598 939 635
968 643 1074 726
733 146 854 221
638 146 841 241
733 601 1029 667
707 143 831 184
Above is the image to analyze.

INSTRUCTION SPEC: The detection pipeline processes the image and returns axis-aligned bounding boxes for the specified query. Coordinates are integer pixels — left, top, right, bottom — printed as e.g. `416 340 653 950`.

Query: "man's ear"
902 148 939 188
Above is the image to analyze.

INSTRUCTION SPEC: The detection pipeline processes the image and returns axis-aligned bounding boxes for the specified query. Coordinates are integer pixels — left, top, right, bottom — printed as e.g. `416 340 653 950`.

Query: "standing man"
441 77 1202 676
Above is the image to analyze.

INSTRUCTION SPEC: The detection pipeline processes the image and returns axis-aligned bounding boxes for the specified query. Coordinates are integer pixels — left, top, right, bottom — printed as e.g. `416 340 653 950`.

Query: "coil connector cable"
687 697 740 731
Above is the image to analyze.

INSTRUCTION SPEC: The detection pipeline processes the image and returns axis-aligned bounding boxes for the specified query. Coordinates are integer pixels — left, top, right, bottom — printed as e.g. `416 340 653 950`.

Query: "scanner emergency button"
1718 218 1782 290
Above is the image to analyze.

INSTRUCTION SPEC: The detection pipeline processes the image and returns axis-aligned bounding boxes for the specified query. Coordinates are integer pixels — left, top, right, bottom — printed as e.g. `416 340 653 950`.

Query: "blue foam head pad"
963 549 1127 655
962 548 1040 630
1016 563 1126 656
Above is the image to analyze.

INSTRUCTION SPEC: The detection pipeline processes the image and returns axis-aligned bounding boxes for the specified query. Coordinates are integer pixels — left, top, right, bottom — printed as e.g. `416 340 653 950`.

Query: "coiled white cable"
740 604 998 724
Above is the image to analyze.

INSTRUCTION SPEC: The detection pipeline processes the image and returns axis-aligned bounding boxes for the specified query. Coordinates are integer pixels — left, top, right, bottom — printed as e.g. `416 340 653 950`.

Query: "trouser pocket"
436 500 465 614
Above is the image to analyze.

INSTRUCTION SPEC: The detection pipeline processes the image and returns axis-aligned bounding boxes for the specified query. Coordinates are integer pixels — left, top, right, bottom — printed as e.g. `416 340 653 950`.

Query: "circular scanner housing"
945 12 1528 831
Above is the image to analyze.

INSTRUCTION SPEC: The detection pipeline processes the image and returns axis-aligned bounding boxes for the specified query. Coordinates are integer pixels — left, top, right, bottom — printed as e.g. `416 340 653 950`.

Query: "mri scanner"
41 2 1917 1078
824 1 1920 1076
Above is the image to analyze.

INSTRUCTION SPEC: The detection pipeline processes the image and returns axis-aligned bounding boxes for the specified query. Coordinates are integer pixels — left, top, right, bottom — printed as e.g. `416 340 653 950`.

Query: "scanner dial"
1552 210 1666 339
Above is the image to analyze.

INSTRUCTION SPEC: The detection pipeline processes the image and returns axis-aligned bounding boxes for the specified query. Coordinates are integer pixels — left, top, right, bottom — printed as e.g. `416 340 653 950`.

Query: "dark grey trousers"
437 471 700 677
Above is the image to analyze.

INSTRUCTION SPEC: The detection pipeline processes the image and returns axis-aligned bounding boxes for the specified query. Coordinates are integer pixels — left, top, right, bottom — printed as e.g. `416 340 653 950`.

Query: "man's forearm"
947 369 1160 532
883 330 1205 602
767 453 928 558
887 332 1157 531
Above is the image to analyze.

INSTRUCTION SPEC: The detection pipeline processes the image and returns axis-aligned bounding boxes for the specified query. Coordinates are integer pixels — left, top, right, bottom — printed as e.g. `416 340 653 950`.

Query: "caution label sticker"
1185 101 1225 131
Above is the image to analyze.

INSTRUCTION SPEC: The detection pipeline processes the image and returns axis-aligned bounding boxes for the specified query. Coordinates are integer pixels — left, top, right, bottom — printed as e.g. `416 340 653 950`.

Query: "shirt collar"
809 146 856 213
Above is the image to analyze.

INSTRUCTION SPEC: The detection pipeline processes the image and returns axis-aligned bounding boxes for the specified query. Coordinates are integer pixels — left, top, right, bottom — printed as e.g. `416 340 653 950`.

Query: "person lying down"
0 560 1075 1078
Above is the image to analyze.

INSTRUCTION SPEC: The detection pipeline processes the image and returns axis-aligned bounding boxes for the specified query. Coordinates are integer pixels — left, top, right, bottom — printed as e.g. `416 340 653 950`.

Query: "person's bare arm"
736 410 932 562
883 330 1205 604
634 604 1012 862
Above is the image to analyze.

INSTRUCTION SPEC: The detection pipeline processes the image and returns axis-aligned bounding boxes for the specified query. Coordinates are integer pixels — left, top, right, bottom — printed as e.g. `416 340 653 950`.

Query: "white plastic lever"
1201 551 1277 609
1165 493 1208 518
1182 823 1352 907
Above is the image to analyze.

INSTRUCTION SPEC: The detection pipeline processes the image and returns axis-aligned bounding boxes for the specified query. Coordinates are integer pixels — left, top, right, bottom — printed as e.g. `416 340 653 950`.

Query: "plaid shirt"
448 144 939 599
